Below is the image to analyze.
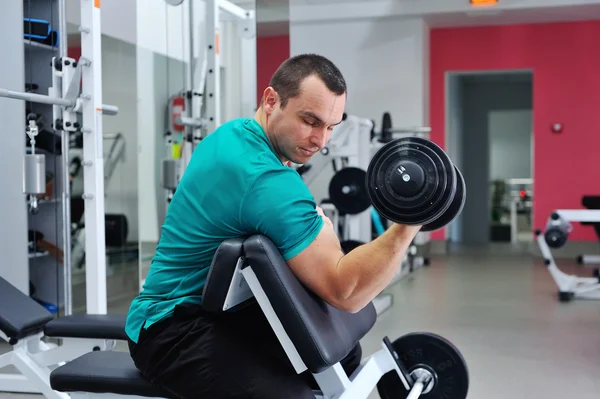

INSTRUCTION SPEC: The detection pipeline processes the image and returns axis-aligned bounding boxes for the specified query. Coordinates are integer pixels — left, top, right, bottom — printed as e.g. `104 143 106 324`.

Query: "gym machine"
536 209 600 302
46 136 469 399
0 0 117 315
161 0 256 206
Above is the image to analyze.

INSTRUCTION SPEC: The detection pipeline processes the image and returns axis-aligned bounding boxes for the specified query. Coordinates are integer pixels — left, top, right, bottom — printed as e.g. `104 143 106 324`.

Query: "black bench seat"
49 351 174 398
44 313 127 340
0 276 54 341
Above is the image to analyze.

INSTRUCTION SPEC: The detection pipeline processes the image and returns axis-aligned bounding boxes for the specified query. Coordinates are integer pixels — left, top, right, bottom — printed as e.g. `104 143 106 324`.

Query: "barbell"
328 137 466 232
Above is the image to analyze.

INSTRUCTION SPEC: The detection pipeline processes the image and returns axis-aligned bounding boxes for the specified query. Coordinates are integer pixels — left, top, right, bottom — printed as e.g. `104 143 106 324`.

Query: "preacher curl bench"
0 277 126 399
49 235 469 399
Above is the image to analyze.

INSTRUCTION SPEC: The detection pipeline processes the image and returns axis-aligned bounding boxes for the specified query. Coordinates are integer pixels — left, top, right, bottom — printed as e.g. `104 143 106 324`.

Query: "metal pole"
219 0 249 19
0 88 118 115
205 0 220 134
80 0 107 314
0 88 73 107
58 0 72 317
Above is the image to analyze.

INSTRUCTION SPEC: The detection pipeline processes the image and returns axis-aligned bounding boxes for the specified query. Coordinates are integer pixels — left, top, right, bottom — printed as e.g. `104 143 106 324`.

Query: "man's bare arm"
287 214 420 313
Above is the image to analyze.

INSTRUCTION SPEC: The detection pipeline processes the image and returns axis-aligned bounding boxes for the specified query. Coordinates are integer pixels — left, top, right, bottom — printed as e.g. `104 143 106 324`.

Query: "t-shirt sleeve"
240 167 324 260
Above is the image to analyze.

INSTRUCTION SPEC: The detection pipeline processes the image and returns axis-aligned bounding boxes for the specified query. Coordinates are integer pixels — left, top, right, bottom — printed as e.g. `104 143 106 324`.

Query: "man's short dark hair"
268 54 347 108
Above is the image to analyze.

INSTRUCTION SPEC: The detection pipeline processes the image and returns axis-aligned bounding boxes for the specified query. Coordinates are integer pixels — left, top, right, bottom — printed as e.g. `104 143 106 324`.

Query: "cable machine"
0 0 117 315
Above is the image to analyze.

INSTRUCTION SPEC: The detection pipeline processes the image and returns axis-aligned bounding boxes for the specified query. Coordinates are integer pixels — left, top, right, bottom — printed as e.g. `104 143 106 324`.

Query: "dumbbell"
367 136 465 231
329 137 466 231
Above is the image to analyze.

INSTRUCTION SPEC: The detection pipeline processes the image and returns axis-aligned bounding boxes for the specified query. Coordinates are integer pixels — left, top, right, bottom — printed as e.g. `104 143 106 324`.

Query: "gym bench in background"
537 209 600 302
48 236 469 399
0 277 127 399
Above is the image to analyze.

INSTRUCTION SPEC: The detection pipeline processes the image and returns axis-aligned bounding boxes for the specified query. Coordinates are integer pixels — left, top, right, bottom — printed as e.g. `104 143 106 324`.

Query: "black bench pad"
243 235 377 374
0 277 54 340
201 238 245 312
44 314 128 340
50 351 174 398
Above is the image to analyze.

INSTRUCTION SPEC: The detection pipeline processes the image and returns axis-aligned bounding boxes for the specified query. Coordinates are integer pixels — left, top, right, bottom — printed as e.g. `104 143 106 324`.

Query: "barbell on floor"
328 137 466 232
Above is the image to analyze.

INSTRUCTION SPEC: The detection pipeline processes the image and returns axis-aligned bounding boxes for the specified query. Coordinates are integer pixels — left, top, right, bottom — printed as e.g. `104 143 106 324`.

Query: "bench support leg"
0 373 41 394
10 340 69 399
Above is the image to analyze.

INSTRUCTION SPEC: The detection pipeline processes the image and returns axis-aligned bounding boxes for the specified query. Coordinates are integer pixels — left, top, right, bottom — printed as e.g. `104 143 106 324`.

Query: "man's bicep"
286 220 346 307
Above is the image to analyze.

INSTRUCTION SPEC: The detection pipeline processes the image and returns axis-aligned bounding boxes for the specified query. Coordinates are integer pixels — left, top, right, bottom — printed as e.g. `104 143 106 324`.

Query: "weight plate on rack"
328 167 371 215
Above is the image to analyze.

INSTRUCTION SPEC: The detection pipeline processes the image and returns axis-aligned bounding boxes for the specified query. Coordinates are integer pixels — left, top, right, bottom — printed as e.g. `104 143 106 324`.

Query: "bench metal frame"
236 260 412 399
0 330 116 399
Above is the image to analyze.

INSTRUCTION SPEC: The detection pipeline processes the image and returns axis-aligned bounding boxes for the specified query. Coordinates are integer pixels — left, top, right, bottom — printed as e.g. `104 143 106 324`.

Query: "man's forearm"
334 224 421 312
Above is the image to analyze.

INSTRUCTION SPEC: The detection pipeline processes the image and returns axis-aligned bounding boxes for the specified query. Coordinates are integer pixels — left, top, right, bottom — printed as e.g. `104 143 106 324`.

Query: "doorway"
445 70 533 247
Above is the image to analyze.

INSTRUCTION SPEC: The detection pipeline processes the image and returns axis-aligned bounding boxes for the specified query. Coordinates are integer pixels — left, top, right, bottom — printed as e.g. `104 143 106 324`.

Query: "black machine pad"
201 238 245 313
49 351 174 397
0 277 54 341
243 235 377 373
44 314 128 340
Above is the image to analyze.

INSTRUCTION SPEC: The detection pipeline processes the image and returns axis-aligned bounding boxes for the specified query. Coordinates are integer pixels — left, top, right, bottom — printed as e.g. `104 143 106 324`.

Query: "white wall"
291 17 429 127
290 17 429 204
489 110 533 180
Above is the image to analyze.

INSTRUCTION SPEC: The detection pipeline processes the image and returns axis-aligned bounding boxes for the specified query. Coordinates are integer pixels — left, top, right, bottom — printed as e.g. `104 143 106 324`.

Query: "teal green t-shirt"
125 118 324 343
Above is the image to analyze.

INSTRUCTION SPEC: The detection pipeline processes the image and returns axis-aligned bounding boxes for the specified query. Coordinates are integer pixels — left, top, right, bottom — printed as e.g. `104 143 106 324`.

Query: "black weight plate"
422 165 466 232
544 226 569 248
329 167 371 215
377 332 469 399
366 137 457 226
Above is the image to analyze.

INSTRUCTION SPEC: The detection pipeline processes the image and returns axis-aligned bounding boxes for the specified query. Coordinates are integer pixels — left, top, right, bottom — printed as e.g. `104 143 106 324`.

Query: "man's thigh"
132 307 315 399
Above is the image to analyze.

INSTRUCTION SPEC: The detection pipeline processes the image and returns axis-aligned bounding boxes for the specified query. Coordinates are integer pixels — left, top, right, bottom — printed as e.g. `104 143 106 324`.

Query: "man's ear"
262 87 278 113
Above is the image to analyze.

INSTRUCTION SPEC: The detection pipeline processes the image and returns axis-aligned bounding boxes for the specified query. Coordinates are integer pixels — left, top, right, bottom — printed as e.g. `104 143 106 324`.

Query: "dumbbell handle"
406 373 431 399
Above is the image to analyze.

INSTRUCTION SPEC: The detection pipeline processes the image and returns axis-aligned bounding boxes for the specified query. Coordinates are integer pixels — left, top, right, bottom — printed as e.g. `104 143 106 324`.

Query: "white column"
80 0 107 314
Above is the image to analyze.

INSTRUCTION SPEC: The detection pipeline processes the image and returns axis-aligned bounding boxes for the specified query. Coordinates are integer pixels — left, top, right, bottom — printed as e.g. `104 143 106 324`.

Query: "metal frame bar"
205 0 255 134
0 327 117 396
79 0 107 314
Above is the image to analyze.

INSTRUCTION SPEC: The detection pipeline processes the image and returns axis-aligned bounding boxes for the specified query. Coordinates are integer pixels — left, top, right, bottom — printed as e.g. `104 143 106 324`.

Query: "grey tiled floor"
2 246 600 398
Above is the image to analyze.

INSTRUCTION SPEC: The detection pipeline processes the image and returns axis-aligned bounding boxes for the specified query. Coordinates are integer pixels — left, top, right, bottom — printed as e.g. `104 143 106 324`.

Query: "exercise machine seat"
0 276 54 341
243 235 377 373
49 351 174 398
201 237 245 312
44 313 127 340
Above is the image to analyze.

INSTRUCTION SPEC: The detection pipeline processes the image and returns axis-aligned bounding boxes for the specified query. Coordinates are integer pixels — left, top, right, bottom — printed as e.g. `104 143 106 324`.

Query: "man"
126 54 421 398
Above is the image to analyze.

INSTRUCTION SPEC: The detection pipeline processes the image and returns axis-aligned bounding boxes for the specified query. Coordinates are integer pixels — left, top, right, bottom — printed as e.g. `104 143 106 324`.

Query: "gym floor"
1 244 599 399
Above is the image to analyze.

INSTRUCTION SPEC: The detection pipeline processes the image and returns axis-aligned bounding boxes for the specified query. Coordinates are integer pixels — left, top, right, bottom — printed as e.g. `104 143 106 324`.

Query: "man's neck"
253 107 267 132
253 107 291 167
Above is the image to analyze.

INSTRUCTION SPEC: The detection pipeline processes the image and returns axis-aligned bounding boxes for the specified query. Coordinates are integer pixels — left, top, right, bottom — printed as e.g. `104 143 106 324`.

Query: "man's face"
263 75 346 165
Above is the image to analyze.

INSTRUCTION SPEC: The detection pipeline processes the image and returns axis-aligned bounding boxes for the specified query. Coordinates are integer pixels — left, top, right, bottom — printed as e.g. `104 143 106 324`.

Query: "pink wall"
430 20 600 241
256 35 290 107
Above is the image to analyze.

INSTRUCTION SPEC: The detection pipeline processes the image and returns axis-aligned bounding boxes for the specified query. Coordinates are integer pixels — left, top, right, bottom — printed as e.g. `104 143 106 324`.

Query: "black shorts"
128 302 362 399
